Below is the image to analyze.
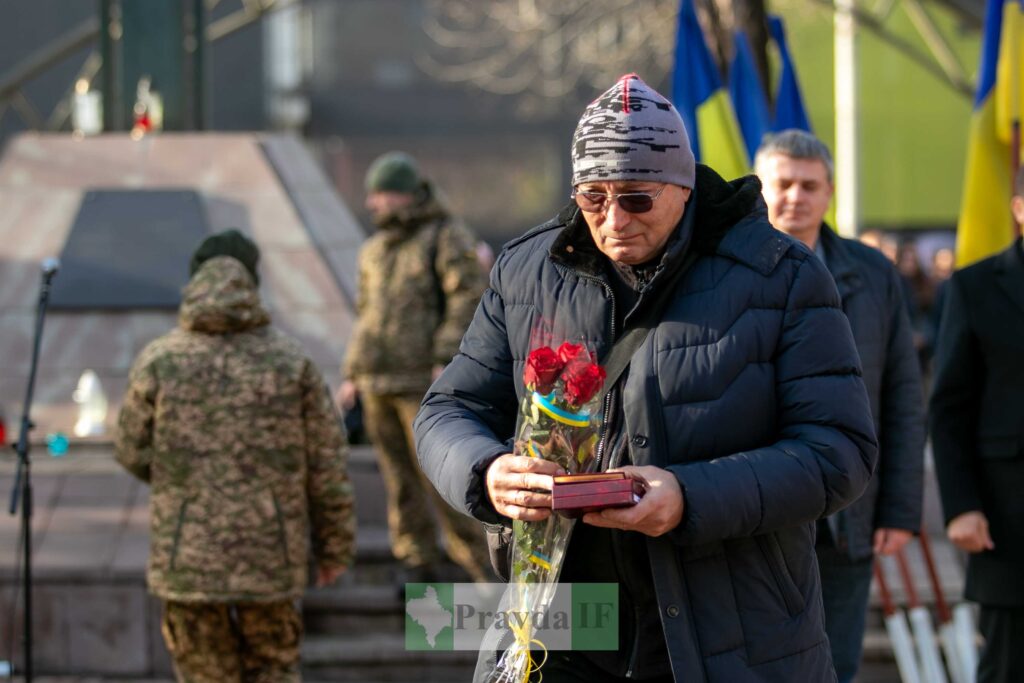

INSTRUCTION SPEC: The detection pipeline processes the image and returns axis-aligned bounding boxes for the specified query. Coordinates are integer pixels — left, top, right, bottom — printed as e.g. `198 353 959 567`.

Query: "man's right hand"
485 454 565 521
336 380 358 411
947 510 995 554
316 564 347 587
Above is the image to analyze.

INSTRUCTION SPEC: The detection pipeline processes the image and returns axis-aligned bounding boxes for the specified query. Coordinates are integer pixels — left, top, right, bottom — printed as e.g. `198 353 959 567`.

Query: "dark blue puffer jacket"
414 165 877 682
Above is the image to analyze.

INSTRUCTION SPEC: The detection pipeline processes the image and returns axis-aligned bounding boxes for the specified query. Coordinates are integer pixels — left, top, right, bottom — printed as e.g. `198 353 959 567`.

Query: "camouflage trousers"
161 600 302 683
361 390 491 582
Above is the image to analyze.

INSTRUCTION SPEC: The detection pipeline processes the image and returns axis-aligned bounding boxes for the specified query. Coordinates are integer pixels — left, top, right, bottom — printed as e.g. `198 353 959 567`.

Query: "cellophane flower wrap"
475 338 607 682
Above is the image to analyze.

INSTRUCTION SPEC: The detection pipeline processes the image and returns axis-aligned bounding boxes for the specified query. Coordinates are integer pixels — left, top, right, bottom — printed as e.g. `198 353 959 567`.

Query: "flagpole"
835 0 860 238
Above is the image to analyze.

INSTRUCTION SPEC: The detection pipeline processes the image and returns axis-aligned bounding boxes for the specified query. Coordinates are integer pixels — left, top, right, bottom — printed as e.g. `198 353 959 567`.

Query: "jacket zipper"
272 491 291 567
169 499 190 571
606 505 645 679
573 272 616 471
595 388 616 471
570 268 651 676
625 603 643 678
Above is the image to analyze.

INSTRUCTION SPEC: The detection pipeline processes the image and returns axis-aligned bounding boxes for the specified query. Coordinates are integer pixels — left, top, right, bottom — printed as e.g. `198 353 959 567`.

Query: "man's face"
365 190 415 221
1012 194 1024 227
576 181 690 266
757 154 833 245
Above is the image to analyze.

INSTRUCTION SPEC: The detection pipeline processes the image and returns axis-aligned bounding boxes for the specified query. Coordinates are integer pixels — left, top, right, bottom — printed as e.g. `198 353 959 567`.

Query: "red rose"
524 346 564 394
562 362 607 407
557 342 590 365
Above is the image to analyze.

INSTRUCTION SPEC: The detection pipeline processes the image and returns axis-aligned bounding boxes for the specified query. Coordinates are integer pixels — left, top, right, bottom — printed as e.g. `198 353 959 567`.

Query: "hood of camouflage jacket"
179 256 270 334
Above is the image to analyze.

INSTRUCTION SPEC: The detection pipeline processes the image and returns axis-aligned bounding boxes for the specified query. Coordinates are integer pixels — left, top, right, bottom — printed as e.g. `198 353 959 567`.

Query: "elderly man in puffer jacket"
414 74 877 682
116 230 355 683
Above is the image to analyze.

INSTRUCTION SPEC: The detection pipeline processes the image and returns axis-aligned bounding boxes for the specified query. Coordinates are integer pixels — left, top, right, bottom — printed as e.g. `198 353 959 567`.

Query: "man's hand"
335 380 358 411
947 511 995 554
485 454 564 522
316 564 346 587
873 528 913 556
582 466 684 537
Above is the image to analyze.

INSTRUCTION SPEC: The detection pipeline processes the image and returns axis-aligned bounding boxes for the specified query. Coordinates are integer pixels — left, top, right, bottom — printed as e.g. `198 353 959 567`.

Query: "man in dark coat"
755 130 925 683
930 167 1024 683
414 74 877 682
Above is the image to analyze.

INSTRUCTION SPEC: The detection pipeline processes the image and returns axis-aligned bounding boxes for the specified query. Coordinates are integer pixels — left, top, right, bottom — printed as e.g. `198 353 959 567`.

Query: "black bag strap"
594 249 700 407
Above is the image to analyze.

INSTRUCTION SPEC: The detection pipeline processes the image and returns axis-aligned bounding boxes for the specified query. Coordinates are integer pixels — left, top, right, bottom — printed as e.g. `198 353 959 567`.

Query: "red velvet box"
550 472 645 518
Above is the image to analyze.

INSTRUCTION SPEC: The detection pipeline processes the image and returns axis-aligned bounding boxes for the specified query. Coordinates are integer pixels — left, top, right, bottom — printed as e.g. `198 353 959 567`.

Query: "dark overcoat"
819 228 924 559
930 239 1024 606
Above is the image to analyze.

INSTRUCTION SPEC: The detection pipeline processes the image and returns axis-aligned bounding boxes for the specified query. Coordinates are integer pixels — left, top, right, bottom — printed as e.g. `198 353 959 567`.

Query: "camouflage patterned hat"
189 229 260 284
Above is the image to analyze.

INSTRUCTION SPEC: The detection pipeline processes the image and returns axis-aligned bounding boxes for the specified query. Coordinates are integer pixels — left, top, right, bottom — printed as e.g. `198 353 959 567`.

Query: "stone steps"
303 633 476 682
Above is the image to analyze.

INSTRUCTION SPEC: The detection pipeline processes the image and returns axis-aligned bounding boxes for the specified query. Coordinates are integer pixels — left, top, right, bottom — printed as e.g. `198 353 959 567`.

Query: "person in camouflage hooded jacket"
117 234 355 683
339 152 490 582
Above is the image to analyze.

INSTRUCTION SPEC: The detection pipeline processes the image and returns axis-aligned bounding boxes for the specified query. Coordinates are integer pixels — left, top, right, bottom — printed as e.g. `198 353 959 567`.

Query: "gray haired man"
756 129 925 683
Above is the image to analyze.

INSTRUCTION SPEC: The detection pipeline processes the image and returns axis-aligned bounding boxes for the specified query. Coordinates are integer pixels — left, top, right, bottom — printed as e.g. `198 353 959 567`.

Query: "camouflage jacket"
116 257 356 603
343 193 486 394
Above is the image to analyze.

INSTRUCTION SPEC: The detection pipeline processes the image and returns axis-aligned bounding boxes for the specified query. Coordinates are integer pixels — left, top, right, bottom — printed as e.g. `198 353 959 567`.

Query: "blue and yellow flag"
702 13 813 165
672 0 748 179
729 30 772 161
957 0 1024 267
768 15 812 133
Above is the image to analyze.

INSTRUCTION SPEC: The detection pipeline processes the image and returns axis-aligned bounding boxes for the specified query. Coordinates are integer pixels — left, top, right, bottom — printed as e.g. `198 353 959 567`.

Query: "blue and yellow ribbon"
531 391 590 428
527 549 552 571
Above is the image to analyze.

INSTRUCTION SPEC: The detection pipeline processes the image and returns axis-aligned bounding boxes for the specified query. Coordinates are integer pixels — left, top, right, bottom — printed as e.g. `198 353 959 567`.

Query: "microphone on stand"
41 257 60 282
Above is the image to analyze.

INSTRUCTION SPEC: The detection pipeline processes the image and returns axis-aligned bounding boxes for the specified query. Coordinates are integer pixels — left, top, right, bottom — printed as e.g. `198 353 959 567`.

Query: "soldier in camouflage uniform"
116 230 355 683
338 152 490 582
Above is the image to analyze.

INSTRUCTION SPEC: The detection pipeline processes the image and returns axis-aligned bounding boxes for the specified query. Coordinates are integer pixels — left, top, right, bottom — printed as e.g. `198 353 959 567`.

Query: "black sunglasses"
571 185 667 214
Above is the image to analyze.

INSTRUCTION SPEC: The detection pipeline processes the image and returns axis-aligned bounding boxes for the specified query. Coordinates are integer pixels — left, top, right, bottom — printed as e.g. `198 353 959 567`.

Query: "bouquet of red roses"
476 340 606 683
518 341 606 474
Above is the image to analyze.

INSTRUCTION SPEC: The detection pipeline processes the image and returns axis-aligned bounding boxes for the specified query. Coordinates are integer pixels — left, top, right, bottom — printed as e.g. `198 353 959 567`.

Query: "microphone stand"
8 264 57 683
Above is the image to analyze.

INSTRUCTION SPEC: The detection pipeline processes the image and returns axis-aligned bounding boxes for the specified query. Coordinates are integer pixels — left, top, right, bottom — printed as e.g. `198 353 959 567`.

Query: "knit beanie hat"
571 73 696 188
189 229 260 284
365 151 421 194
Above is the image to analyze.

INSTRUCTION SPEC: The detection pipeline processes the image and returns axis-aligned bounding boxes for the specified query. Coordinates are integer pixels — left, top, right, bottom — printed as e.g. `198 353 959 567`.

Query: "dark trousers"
816 545 874 683
977 605 1024 683
538 652 674 682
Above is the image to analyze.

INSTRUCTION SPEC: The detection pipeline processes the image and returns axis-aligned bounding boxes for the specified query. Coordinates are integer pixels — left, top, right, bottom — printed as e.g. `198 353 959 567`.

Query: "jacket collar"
994 238 1024 318
548 164 783 279
817 225 862 300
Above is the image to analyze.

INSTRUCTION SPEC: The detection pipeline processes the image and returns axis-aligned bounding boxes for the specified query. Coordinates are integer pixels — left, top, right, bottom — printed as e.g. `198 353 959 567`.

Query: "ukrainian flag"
957 0 1024 267
672 0 749 179
729 30 772 161
768 15 812 133
729 17 812 162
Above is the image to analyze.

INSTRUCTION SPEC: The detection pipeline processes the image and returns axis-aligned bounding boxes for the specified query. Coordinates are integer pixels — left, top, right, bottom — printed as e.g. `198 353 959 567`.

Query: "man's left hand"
873 528 913 556
582 466 683 537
